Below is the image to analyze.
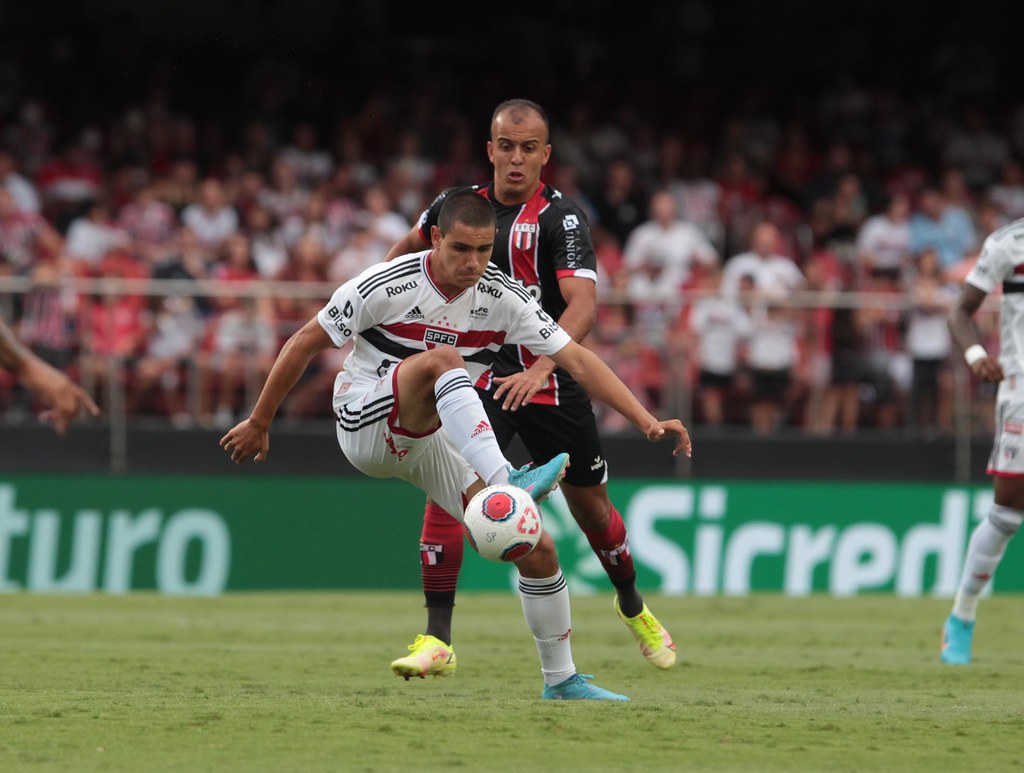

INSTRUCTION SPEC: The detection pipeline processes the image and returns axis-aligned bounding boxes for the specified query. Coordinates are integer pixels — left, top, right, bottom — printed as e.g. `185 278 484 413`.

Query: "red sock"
420 501 465 606
582 506 635 583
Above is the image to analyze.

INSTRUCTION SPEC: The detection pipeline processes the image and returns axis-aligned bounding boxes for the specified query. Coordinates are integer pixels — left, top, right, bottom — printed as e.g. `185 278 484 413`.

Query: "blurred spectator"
432 124 487 190
16 260 78 374
279 122 334 189
0 148 41 214
904 248 957 432
260 154 310 225
855 272 907 429
75 253 149 412
715 151 763 256
622 188 719 302
328 219 379 284
274 234 330 335
942 109 1010 191
826 172 869 258
591 157 648 249
0 186 63 272
64 198 131 269
361 184 410 259
660 136 725 251
34 132 105 232
683 265 752 426
243 204 289 279
721 221 806 299
128 295 204 425
987 157 1024 221
909 186 977 274
116 181 177 265
158 158 201 216
854 191 912 288
198 296 278 428
744 293 804 434
181 178 239 251
213 232 260 287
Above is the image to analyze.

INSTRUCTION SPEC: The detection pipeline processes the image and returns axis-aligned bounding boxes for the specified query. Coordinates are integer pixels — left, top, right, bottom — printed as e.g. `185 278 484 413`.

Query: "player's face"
429 222 495 293
488 110 551 205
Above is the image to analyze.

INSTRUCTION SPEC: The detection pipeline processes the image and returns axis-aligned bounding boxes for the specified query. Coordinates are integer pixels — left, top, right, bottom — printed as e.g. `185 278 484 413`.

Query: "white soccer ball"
463 483 543 563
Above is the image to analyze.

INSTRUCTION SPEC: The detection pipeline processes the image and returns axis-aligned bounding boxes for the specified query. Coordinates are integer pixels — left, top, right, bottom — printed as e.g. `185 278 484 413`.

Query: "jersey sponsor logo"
590 455 605 471
469 306 489 320
564 229 581 269
326 300 354 337
386 280 418 297
562 214 580 231
533 308 559 339
477 282 503 299
470 420 492 438
404 305 424 320
424 328 458 348
513 222 537 250
1005 420 1024 435
383 430 410 460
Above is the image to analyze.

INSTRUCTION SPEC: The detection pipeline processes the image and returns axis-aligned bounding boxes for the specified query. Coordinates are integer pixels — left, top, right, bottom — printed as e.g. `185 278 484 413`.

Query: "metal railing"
0 275 1000 478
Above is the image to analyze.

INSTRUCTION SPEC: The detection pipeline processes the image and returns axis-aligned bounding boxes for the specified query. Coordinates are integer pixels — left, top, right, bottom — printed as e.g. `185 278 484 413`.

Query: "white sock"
952 504 1022 621
434 368 509 485
518 571 575 686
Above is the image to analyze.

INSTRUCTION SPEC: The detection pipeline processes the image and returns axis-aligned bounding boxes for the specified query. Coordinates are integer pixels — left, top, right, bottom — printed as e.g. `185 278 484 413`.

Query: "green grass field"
1 592 1021 772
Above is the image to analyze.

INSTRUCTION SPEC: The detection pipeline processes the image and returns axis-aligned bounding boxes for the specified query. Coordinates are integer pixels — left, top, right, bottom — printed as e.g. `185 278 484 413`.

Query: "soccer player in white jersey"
941 216 1024 664
220 191 691 699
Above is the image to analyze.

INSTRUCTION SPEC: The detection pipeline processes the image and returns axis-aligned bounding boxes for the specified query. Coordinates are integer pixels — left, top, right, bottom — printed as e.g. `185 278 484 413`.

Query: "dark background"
1 0 1015 154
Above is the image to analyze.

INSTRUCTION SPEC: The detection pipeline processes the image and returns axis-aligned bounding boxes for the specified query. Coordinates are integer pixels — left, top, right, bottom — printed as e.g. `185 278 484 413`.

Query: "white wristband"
965 344 988 367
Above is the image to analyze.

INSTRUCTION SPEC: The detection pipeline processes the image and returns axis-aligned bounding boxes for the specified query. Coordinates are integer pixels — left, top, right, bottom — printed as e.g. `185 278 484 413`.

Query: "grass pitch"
0 592 1021 772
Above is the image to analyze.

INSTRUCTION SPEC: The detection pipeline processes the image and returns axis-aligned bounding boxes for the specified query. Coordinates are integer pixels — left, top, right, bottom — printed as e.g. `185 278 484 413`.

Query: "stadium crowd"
0 72 1018 435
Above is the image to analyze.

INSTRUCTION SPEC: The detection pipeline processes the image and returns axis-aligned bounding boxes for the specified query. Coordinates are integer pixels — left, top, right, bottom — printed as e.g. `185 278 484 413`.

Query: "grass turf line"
0 592 1021 772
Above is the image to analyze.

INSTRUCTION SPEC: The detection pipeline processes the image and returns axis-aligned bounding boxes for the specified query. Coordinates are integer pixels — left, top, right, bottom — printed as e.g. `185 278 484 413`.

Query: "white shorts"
988 375 1024 478
335 363 479 519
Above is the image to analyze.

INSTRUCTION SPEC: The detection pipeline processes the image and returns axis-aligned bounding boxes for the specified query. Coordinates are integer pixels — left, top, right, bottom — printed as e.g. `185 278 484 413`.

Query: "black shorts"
699 369 733 390
751 368 790 400
478 381 607 488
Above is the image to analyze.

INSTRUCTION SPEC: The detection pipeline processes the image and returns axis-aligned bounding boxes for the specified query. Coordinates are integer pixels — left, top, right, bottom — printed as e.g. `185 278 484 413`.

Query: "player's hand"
646 419 692 458
971 355 1004 383
220 417 270 464
21 358 100 434
492 370 550 411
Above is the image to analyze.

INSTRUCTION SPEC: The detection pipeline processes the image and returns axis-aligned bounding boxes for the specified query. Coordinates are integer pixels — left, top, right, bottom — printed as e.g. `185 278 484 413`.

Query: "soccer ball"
463 483 543 563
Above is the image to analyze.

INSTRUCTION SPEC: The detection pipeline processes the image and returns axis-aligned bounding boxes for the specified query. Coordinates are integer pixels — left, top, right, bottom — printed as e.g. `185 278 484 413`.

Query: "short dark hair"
437 190 496 233
491 99 549 141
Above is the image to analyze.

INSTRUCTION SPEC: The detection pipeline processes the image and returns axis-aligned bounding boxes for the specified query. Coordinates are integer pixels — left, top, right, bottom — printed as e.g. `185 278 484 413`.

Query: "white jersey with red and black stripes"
415 182 597 405
967 216 1024 378
316 249 572 414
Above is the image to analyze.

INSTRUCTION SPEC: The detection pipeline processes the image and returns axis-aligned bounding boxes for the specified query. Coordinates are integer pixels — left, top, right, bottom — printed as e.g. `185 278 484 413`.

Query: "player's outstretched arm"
220 317 334 463
948 283 1003 383
0 317 100 434
549 340 692 458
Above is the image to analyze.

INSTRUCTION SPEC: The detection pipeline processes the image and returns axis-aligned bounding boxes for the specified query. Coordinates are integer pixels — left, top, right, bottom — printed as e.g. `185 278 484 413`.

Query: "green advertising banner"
0 475 1017 597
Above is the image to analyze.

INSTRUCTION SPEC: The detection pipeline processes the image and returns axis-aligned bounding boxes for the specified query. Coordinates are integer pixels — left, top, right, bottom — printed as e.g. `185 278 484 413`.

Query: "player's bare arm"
493 276 598 411
549 340 691 457
220 317 334 463
948 282 1003 382
384 225 428 262
0 318 100 434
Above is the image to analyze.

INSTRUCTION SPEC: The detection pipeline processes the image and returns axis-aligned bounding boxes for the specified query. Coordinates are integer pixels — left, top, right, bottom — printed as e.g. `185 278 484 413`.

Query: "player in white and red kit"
385 100 679 678
942 216 1024 664
220 191 690 699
